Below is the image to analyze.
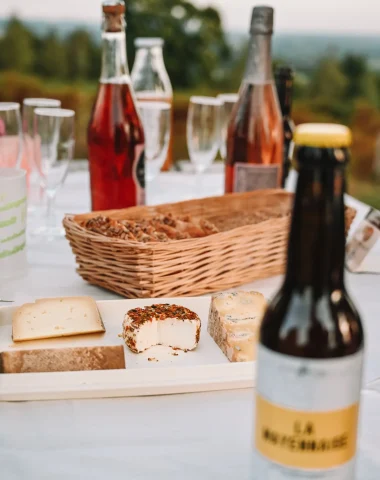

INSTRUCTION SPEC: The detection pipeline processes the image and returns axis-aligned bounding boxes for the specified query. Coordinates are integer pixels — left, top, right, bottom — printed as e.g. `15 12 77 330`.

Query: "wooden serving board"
0 297 256 402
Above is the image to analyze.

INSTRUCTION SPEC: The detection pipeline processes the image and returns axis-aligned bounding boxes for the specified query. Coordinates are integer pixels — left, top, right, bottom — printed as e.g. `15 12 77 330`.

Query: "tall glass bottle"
275 66 295 187
253 124 364 479
88 0 145 211
131 38 173 171
225 6 283 194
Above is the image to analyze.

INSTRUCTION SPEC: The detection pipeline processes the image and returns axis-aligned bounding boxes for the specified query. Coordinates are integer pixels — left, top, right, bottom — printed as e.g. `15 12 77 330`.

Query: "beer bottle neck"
100 26 130 84
284 164 347 293
244 34 273 84
277 77 293 117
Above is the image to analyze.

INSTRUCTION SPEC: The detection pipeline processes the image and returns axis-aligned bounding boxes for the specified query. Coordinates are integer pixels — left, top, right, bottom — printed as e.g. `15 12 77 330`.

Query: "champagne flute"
22 98 61 214
137 101 171 183
32 108 75 238
217 93 238 162
0 102 23 168
187 96 222 195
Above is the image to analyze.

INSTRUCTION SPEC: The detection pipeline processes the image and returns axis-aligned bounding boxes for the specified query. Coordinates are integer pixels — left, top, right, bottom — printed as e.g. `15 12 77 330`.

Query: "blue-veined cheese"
208 291 266 362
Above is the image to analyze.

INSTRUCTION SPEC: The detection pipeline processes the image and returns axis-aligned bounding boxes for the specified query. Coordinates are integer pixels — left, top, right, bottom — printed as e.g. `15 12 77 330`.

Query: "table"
1 169 379 480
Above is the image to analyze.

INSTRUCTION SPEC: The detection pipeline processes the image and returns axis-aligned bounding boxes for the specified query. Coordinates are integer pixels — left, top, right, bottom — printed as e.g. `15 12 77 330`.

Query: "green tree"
341 54 367 99
0 17 36 73
361 73 379 108
222 41 248 91
65 30 94 80
36 31 68 79
308 57 350 120
126 0 231 89
88 41 102 81
309 57 347 101
340 54 379 107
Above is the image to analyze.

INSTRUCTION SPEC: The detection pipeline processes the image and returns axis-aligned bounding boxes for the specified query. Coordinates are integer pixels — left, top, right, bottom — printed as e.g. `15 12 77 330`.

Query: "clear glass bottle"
87 0 145 211
225 6 283 193
131 38 173 171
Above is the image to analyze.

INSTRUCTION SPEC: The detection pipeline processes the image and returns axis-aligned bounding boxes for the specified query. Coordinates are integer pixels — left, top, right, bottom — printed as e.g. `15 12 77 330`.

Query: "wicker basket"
63 190 356 299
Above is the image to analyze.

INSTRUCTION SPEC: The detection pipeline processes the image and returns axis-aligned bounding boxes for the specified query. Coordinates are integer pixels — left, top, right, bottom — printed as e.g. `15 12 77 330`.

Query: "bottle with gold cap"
253 123 364 479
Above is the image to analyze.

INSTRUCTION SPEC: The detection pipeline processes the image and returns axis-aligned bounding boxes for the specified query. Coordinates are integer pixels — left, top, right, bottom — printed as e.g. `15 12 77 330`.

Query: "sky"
0 0 380 34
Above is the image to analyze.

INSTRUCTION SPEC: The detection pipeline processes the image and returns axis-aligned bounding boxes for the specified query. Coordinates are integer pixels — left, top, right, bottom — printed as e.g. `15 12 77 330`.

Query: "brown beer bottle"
253 124 364 479
275 66 295 187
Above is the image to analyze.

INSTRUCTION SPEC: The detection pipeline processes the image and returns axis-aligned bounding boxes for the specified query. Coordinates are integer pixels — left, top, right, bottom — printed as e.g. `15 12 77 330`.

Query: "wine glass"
0 102 23 168
22 98 61 214
217 93 239 162
137 101 171 183
186 96 222 179
32 108 75 238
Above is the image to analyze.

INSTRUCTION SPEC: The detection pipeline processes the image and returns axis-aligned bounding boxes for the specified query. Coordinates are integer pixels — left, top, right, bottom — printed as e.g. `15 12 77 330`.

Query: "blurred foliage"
0 18 35 72
0 71 92 161
36 31 68 78
66 30 102 81
0 5 230 89
0 14 379 208
126 0 231 88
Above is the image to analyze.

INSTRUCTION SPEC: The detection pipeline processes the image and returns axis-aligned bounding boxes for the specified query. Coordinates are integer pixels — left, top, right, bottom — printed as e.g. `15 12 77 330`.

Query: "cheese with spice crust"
207 291 266 362
122 304 201 353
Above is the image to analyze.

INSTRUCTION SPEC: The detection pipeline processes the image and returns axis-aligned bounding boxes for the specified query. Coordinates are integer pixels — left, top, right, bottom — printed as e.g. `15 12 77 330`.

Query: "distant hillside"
273 33 380 70
2 18 380 71
0 18 100 41
228 31 380 71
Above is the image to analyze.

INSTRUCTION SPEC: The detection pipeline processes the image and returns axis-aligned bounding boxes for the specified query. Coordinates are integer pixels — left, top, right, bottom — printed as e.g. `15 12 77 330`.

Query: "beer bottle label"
253 345 364 479
233 163 279 192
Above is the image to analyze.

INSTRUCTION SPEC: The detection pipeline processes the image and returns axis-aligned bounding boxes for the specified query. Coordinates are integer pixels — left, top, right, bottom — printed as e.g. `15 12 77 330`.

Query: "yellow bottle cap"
294 123 352 148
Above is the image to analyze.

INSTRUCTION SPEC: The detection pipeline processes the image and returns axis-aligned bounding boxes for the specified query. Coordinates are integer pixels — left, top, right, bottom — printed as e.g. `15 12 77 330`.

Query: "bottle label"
346 208 380 273
253 345 364 479
233 163 279 192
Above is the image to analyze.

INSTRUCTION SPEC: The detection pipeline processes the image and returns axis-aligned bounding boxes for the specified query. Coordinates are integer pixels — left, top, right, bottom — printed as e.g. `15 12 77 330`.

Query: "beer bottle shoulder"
259 286 364 359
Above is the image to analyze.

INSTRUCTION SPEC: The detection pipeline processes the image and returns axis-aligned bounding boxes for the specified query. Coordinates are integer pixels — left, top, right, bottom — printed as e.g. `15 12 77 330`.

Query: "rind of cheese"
122 304 201 353
207 291 266 362
12 297 105 342
0 345 125 373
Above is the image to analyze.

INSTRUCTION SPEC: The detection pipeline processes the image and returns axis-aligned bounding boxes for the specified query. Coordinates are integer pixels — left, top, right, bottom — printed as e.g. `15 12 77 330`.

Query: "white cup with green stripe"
0 168 27 278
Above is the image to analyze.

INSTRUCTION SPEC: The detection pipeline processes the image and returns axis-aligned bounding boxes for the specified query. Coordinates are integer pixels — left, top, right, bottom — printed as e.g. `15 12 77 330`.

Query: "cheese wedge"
12 297 105 342
207 291 266 362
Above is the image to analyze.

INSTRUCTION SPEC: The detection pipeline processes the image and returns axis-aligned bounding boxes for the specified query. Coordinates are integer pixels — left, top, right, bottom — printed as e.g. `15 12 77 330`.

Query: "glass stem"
39 185 45 204
196 170 203 198
46 192 56 228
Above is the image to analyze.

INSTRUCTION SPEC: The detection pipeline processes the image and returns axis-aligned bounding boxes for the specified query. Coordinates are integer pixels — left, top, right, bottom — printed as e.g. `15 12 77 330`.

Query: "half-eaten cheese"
122 304 201 353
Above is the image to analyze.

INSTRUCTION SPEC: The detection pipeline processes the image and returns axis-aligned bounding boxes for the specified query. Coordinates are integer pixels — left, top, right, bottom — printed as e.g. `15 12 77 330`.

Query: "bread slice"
0 345 125 373
208 291 266 362
12 297 105 342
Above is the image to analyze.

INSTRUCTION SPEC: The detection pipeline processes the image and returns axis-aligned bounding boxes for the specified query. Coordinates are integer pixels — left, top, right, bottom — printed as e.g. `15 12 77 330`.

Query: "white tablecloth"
1 169 379 479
